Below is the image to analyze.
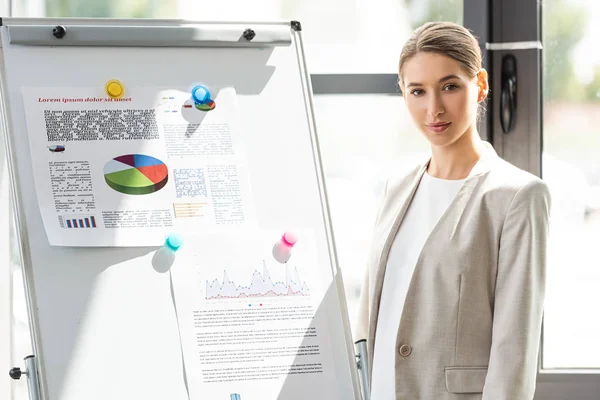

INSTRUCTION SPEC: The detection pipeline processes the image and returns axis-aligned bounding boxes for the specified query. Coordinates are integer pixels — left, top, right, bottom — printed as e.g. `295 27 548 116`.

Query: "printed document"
22 86 255 246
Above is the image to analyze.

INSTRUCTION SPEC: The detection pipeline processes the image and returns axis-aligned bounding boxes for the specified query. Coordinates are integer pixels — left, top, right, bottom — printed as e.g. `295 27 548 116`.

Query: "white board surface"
0 18 359 400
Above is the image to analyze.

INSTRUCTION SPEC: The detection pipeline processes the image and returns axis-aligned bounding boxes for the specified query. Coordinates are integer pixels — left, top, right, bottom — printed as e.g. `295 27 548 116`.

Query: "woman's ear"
477 69 489 102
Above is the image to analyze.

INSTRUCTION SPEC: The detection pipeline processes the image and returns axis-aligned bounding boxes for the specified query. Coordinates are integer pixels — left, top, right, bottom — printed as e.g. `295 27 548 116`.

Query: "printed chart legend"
174 202 206 218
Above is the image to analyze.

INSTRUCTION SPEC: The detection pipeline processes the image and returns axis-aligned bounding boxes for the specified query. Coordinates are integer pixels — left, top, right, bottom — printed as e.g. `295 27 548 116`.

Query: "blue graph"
206 261 309 300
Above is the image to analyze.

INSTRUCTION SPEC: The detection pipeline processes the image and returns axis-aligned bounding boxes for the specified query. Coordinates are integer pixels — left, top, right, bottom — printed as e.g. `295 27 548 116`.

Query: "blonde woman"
354 22 551 399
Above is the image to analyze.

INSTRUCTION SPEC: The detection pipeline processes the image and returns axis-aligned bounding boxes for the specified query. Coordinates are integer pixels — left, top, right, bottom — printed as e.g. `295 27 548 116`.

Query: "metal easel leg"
9 355 41 400
354 340 371 400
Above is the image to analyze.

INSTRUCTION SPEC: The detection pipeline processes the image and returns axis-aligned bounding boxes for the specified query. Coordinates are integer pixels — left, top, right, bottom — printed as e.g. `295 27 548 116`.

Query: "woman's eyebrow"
406 74 461 88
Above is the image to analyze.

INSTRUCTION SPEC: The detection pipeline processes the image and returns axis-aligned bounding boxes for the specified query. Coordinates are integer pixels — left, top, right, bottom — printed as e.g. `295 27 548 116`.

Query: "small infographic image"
104 154 169 195
48 145 65 153
59 214 98 229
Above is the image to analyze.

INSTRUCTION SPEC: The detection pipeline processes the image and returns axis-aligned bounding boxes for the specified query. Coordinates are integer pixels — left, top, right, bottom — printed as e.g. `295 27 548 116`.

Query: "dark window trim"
310 74 400 95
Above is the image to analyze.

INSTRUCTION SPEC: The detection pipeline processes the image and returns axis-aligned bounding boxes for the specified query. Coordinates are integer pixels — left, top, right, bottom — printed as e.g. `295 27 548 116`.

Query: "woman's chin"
421 128 469 148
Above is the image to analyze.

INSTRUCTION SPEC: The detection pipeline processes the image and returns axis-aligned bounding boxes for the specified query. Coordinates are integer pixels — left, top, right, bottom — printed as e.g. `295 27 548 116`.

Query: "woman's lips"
426 122 451 133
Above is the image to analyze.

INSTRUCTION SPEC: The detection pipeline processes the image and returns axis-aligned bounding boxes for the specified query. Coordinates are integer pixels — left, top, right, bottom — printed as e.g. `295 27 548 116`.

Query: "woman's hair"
398 22 483 85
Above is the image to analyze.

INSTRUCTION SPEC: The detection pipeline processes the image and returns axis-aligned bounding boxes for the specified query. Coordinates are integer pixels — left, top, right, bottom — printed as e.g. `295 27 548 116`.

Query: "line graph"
206 261 310 300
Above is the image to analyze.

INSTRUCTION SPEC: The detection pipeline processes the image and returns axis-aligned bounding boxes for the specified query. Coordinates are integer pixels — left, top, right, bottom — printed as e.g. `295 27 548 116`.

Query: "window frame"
467 0 600 398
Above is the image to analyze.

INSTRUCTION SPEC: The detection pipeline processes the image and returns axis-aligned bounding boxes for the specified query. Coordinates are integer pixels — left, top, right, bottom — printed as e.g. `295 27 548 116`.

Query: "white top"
371 172 466 400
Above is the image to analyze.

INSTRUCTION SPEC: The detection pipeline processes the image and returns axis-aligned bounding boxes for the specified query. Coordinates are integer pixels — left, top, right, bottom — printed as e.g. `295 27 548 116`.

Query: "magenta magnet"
272 232 297 264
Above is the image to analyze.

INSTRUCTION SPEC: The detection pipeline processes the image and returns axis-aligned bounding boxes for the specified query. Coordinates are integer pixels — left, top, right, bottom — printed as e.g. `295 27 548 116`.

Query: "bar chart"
59 214 98 229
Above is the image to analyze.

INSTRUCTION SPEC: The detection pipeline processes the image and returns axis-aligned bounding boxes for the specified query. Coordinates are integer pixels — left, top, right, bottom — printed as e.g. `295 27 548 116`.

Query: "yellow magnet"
105 79 124 99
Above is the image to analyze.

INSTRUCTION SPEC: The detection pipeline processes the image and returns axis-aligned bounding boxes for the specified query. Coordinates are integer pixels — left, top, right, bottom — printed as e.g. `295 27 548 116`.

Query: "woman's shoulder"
377 154 551 211
482 157 552 209
488 157 549 192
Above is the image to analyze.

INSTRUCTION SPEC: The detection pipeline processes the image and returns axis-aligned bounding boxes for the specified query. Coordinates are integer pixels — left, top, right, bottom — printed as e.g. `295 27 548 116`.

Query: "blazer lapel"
366 141 498 377
439 142 498 240
366 163 426 375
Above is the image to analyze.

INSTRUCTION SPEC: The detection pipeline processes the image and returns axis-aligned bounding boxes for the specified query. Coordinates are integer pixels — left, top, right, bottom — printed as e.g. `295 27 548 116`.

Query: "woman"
354 22 551 399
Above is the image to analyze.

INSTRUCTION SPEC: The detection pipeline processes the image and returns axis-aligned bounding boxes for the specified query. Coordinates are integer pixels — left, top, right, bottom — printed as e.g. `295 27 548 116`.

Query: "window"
305 0 463 326
542 0 600 369
176 0 462 73
313 94 430 323
16 0 463 73
14 0 177 18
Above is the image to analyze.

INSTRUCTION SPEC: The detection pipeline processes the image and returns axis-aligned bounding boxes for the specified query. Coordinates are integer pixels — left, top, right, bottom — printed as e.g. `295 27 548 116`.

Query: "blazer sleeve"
482 179 552 399
353 179 389 343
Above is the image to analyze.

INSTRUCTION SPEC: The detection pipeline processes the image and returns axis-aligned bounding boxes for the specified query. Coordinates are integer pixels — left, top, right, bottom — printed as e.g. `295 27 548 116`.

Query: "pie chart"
195 100 216 111
104 154 168 195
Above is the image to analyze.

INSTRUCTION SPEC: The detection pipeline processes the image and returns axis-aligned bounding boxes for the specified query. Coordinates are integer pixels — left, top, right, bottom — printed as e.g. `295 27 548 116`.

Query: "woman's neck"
427 133 484 180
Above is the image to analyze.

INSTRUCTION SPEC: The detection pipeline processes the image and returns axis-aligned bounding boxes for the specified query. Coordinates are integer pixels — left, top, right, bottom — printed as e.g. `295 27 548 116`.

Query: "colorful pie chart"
195 100 216 111
104 154 168 195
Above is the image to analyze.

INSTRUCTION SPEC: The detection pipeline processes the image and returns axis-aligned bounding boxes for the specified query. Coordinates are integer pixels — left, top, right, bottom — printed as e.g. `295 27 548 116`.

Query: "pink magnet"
272 232 297 264
281 232 297 247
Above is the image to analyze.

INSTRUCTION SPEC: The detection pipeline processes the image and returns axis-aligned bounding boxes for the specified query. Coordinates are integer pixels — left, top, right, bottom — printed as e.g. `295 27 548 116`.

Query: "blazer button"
399 344 412 357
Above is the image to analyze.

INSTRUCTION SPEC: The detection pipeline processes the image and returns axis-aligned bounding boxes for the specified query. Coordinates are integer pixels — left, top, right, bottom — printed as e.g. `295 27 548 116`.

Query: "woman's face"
401 52 486 148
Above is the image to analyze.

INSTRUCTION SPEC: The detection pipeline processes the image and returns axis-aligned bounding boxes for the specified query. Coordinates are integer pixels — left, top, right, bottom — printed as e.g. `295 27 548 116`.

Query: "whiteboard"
0 18 360 400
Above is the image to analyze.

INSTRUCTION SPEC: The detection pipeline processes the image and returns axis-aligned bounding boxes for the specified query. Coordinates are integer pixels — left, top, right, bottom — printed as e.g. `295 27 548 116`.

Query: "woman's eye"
443 84 459 91
410 89 424 96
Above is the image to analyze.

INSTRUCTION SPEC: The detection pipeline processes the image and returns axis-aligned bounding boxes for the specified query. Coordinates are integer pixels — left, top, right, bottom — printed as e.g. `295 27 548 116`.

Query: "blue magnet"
165 233 184 252
191 85 210 105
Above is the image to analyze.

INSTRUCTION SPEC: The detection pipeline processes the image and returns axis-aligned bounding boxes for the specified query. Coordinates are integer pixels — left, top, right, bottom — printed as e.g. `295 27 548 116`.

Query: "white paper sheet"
170 228 344 400
21 85 255 246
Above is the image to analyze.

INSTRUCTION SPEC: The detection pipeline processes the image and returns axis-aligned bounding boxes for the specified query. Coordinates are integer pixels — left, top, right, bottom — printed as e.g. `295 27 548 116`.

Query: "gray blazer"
354 142 552 399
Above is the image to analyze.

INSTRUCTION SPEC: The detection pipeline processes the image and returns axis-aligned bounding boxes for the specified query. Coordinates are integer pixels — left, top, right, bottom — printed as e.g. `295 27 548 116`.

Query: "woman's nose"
427 95 445 118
